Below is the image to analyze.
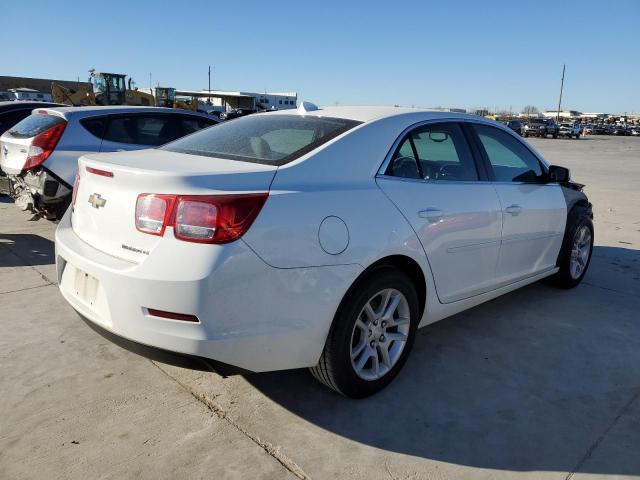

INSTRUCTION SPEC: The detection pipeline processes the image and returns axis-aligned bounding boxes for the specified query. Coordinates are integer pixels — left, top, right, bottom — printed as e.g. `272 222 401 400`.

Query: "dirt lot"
1 135 639 480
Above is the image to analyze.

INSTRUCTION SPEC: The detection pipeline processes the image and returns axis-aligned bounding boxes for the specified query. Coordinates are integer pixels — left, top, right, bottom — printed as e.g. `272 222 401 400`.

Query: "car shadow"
244 245 640 475
0 233 55 267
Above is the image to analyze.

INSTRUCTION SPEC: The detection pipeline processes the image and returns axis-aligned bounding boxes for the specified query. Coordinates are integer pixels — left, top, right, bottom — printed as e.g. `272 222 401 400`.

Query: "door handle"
418 208 444 222
505 204 522 216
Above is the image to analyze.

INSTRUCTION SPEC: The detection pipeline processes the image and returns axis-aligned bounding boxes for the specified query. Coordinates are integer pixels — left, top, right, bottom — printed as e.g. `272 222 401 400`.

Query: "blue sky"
3 0 638 113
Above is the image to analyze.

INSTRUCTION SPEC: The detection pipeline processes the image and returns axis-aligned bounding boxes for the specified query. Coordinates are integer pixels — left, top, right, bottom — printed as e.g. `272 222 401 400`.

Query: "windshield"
92 75 107 94
162 114 362 165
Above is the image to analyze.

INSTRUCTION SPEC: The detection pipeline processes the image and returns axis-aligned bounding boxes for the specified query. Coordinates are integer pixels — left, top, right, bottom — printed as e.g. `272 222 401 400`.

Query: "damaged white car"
0 106 218 219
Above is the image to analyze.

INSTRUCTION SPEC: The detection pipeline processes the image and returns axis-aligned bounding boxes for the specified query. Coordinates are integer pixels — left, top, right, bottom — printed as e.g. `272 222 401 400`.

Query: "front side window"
162 114 361 165
473 124 544 183
387 123 478 181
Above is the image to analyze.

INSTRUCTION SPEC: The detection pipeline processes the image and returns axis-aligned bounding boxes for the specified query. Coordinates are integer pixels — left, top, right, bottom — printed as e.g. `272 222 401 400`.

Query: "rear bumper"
2 167 70 214
55 209 362 372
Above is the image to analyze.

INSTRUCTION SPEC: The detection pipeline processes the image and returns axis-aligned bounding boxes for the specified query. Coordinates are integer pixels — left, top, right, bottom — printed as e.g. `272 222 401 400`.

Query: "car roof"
35 105 214 120
265 105 483 124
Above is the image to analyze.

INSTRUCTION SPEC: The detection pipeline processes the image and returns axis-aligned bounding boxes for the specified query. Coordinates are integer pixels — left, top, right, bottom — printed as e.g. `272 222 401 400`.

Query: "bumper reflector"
147 308 199 323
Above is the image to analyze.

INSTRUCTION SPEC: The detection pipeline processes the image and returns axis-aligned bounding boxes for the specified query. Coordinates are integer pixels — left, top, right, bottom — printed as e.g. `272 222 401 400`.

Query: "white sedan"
55 104 594 398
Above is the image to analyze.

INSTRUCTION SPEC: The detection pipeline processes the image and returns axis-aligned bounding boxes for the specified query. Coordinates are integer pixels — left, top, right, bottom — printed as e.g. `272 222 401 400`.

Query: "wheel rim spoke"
378 343 392 367
381 293 401 321
386 332 408 343
363 303 376 322
354 345 373 372
351 340 367 360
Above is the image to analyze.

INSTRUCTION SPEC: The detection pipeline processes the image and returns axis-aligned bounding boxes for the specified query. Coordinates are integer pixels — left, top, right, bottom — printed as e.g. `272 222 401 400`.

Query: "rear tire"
546 206 594 289
309 267 419 398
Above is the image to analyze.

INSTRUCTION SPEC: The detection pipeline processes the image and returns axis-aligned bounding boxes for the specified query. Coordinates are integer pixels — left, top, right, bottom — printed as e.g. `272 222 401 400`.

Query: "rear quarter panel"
242 114 435 283
43 117 103 186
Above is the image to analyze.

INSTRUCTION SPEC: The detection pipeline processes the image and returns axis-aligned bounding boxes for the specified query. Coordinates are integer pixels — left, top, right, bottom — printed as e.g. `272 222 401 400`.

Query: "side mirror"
548 165 570 183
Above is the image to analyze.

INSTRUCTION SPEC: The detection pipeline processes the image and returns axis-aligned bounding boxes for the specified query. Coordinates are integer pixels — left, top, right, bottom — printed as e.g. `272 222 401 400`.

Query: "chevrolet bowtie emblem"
88 193 106 209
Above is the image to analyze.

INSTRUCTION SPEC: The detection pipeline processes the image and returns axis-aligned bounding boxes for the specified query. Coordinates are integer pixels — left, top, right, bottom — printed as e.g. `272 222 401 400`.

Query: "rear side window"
473 124 544 183
162 114 361 165
103 114 180 146
7 113 65 139
80 116 107 139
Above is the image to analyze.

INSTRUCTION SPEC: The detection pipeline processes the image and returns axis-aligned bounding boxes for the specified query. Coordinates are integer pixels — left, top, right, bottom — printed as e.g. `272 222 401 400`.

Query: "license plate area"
73 268 100 306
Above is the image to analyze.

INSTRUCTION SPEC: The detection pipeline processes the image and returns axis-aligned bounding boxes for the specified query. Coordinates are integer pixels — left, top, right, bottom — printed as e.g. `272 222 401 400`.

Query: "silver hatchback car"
0 106 218 219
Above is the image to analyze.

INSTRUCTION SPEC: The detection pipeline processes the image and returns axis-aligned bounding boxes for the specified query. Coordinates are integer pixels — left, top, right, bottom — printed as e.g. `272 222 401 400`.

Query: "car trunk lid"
72 149 276 262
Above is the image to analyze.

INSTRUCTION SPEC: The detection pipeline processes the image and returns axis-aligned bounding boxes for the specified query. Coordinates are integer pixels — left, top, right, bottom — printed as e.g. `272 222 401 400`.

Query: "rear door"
99 113 181 152
377 122 503 304
470 123 565 284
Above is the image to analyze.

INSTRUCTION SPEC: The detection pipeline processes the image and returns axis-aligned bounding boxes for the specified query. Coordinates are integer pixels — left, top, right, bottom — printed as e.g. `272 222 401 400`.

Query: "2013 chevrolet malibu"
55 104 594 398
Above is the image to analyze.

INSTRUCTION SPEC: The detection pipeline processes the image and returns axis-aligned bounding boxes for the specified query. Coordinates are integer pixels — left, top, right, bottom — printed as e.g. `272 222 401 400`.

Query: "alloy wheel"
349 288 411 381
570 225 591 279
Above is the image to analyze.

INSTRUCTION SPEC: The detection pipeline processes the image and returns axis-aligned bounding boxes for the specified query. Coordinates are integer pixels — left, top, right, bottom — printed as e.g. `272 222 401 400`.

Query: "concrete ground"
1 135 639 480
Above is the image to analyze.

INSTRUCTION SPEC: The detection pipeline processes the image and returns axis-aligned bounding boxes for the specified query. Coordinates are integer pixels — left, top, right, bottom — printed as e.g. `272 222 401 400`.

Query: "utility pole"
208 65 211 92
149 73 152 92
556 64 565 123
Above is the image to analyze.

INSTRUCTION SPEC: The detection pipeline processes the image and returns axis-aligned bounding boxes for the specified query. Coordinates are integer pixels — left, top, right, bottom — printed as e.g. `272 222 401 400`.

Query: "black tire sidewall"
329 268 419 398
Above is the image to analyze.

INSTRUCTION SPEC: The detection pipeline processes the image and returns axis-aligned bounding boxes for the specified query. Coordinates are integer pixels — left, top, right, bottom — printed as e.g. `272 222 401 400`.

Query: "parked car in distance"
198 105 225 120
611 125 630 136
524 118 560 138
219 108 256 121
55 106 594 398
559 123 582 139
630 127 640 136
0 106 219 219
504 120 524 136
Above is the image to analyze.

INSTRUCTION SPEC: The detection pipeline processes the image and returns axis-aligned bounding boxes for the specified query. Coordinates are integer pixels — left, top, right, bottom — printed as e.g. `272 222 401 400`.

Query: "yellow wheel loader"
52 71 154 107
155 87 198 111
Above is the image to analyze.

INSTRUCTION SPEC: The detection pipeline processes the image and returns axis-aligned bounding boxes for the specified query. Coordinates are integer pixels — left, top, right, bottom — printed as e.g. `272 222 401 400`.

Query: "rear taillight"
23 122 67 170
71 173 80 210
135 193 267 244
135 194 176 236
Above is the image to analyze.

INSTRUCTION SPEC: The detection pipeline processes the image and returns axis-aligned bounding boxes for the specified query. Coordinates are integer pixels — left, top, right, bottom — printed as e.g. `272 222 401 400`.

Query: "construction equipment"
51 81 95 106
51 71 154 107
155 87 198 111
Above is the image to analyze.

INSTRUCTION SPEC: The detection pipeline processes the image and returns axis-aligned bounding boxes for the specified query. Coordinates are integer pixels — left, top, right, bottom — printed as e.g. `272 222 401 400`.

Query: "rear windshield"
7 113 66 138
161 114 362 165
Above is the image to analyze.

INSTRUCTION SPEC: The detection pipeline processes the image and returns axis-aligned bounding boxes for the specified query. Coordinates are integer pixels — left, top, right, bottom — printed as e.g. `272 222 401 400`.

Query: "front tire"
546 207 594 288
309 267 419 398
